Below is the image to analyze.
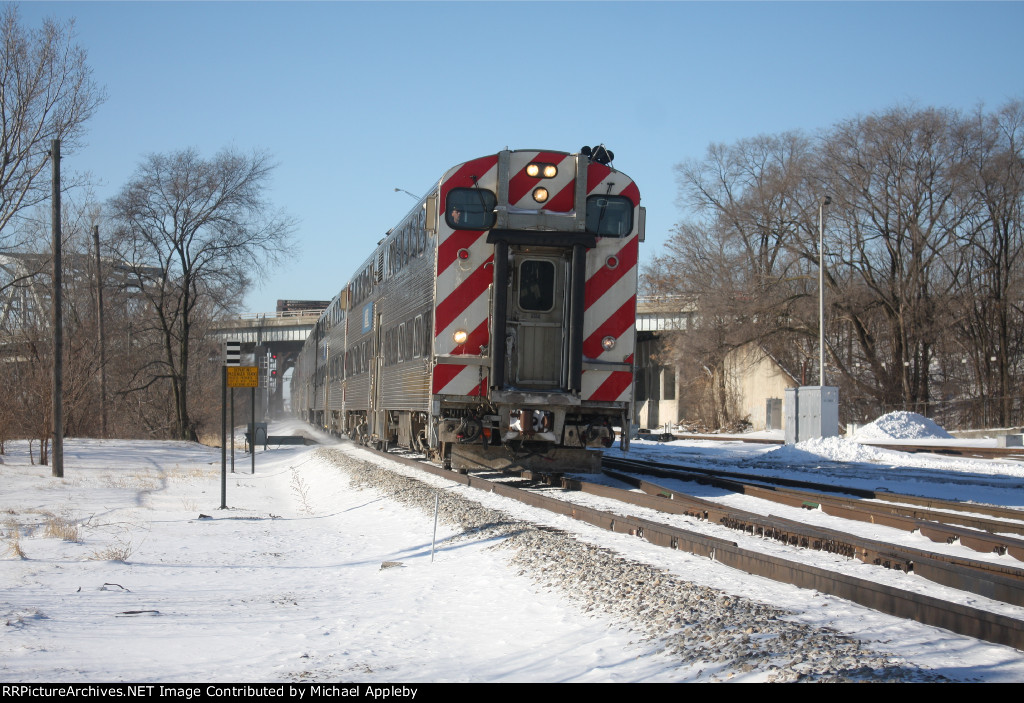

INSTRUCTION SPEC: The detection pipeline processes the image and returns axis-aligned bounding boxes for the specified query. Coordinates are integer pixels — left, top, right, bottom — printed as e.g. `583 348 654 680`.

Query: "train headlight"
601 335 617 351
532 187 549 203
453 329 468 345
526 162 558 179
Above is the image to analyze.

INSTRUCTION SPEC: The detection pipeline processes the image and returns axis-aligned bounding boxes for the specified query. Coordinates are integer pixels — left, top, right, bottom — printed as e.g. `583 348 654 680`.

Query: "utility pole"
93 224 107 438
51 139 63 477
818 194 831 387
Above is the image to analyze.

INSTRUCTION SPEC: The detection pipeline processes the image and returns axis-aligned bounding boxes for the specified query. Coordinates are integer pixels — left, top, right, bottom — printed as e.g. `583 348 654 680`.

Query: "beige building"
723 343 799 430
633 297 798 430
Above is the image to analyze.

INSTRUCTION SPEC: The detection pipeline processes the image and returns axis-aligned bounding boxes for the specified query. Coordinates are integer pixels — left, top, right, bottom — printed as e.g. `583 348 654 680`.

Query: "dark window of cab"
585 195 633 236
445 188 497 230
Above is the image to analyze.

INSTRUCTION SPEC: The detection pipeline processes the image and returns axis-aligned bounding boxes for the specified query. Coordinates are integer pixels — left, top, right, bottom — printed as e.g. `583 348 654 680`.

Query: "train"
292 146 643 471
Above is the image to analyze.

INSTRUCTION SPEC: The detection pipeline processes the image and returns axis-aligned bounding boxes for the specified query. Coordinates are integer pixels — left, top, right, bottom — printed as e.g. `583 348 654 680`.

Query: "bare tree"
0 5 104 258
650 101 1024 429
949 101 1024 425
647 133 819 426
0 196 104 458
107 148 296 440
821 106 972 409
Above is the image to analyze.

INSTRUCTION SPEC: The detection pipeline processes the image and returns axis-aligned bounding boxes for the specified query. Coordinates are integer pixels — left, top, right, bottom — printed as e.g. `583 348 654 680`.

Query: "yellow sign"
227 366 259 388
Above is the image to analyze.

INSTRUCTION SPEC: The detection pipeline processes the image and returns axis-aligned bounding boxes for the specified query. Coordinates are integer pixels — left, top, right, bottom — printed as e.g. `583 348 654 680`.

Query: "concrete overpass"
208 309 322 345
209 303 328 416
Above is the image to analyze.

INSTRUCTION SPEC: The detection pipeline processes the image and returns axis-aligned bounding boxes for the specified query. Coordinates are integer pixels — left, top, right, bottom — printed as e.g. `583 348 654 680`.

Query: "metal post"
220 365 227 509
251 386 256 474
51 139 63 478
92 224 107 439
230 389 235 474
431 491 439 563
263 349 269 421
818 195 831 386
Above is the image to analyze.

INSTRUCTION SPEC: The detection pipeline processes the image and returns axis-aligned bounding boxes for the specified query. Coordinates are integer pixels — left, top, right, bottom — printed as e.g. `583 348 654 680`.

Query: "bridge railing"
233 309 326 321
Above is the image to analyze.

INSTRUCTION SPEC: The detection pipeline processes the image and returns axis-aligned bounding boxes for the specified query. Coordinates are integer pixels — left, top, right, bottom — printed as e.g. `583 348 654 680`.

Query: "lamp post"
818 195 831 387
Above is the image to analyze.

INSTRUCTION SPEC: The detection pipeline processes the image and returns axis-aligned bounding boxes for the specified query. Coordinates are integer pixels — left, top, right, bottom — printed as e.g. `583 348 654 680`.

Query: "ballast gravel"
318 448 946 682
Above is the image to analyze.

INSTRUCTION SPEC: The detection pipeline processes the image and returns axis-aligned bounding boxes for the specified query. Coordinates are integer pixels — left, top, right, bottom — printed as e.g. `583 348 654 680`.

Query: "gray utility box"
246 422 268 451
785 386 839 444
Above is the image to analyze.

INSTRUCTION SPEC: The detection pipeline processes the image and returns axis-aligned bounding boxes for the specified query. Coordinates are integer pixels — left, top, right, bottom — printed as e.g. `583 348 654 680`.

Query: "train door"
505 249 569 390
370 311 385 443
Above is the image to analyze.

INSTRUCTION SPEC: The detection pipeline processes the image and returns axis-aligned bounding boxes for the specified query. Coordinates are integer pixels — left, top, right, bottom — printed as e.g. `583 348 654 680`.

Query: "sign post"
226 366 259 387
220 364 227 509
227 365 259 474
251 387 256 474
221 341 246 509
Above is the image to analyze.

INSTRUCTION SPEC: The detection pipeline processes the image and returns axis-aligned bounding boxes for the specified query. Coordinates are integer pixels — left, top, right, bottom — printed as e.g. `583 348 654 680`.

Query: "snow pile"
854 412 953 441
760 437 896 465
755 432 1016 475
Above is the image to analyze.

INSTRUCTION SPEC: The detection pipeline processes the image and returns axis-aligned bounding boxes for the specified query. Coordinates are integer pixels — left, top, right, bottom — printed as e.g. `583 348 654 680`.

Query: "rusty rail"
362 448 1024 650
659 433 1024 461
589 468 1024 607
603 456 1024 562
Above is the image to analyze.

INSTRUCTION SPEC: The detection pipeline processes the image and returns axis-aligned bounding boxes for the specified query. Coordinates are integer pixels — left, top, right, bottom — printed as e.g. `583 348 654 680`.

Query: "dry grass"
102 470 160 491
3 518 26 559
290 468 314 515
43 515 81 542
168 464 213 481
88 539 134 562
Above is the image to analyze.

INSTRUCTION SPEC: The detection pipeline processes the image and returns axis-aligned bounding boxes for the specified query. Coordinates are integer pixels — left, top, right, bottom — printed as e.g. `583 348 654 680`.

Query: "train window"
417 209 428 253
586 195 633 237
422 315 433 358
402 322 413 360
518 260 555 312
445 188 497 230
412 316 422 358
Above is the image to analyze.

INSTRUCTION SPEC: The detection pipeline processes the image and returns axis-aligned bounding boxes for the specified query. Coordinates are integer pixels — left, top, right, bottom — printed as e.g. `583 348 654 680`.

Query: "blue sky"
18 1 1024 313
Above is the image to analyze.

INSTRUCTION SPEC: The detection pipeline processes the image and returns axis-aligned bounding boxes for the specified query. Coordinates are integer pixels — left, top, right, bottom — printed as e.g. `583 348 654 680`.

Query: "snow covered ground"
2 417 1024 682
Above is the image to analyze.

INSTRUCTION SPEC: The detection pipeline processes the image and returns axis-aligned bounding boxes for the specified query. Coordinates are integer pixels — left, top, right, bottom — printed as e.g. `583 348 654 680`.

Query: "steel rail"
350 444 1024 651
658 433 1024 461
583 467 1024 606
605 455 1024 527
602 457 1024 565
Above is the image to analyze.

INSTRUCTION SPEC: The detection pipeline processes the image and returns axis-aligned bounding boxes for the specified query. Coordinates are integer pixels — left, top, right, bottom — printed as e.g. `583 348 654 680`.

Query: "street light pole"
819 194 831 387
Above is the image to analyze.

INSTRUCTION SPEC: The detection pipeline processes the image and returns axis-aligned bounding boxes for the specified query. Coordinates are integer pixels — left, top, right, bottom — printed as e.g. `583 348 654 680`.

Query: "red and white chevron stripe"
432 154 499 396
431 151 641 402
580 162 640 403
506 151 577 212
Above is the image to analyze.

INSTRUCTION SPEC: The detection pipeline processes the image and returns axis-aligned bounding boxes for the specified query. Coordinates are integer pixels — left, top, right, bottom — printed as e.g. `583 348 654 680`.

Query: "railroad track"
603 456 1024 551
351 442 1024 651
653 433 1024 461
594 458 1024 602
